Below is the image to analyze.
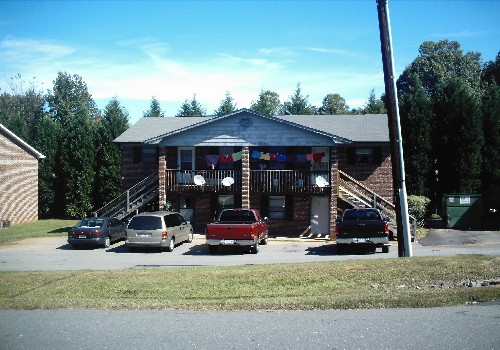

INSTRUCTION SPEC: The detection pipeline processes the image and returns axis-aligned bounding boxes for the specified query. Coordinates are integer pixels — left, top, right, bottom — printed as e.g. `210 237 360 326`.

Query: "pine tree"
143 97 164 117
214 92 237 116
94 98 130 209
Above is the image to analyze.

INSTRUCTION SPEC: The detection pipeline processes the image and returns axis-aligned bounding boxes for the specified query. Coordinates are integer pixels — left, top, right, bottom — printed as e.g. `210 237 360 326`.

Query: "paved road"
1 302 499 350
0 229 499 271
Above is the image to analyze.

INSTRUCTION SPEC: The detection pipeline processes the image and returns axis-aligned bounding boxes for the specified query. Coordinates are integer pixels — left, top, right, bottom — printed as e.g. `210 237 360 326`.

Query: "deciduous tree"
250 90 281 115
317 93 349 115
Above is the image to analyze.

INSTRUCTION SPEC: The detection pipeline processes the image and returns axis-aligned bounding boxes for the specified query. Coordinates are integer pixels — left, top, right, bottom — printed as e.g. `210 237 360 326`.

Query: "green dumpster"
442 194 483 229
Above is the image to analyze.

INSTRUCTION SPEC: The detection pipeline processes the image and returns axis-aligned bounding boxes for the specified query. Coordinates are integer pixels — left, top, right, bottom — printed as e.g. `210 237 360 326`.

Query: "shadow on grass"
49 226 74 234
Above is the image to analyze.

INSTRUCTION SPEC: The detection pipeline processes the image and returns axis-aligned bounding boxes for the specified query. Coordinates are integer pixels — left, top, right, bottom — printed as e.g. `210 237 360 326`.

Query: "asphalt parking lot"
0 229 498 271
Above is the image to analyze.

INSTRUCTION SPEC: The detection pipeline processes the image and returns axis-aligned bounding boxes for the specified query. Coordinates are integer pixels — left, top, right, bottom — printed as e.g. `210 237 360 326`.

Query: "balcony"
165 169 330 194
250 170 330 193
165 170 242 192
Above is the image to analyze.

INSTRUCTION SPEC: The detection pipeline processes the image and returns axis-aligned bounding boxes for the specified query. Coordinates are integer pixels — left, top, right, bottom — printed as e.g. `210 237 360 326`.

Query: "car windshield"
343 209 381 221
128 216 163 230
76 219 105 228
219 210 256 222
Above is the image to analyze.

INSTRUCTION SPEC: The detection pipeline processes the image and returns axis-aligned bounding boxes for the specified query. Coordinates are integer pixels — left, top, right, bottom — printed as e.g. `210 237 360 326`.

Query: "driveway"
0 229 498 271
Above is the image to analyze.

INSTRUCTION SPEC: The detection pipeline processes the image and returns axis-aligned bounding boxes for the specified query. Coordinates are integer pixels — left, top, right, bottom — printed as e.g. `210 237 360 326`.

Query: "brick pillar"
158 147 167 209
329 147 338 240
241 147 250 209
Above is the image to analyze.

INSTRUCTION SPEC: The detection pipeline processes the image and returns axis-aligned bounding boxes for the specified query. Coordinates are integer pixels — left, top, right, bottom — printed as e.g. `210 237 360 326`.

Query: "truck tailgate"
206 223 258 240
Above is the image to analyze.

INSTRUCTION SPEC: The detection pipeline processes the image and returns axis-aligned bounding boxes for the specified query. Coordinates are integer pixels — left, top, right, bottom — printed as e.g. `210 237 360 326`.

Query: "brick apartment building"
114 109 393 237
0 124 45 225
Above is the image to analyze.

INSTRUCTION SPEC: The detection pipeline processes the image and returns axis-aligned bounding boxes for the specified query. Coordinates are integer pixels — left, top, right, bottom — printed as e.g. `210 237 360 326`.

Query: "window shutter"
285 195 294 221
133 146 141 164
374 147 382 164
260 194 269 218
347 148 355 165
234 194 242 209
210 193 218 221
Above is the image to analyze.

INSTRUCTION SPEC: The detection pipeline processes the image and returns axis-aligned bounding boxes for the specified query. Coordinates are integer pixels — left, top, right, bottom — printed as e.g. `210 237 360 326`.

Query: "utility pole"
376 0 412 257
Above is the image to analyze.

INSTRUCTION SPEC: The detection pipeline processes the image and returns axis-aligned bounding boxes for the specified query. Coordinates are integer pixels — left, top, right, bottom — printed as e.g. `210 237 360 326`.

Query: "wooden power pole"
376 0 412 257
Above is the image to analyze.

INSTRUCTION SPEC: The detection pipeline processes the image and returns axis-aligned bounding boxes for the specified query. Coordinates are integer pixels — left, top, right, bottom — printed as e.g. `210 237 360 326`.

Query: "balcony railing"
250 170 330 193
165 169 330 193
165 169 241 192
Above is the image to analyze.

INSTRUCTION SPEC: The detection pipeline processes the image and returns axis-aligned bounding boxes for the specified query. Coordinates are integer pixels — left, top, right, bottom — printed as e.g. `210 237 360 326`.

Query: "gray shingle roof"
114 110 389 144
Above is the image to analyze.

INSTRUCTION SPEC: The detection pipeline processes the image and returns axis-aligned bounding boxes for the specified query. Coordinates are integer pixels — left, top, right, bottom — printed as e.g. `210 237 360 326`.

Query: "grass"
0 219 78 245
0 255 498 311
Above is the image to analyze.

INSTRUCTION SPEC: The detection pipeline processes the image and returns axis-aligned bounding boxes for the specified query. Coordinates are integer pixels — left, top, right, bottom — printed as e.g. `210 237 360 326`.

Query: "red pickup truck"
205 209 268 254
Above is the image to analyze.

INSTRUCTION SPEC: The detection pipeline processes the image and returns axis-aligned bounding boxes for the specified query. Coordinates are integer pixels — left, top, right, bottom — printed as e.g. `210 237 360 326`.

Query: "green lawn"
1 255 499 311
0 219 78 245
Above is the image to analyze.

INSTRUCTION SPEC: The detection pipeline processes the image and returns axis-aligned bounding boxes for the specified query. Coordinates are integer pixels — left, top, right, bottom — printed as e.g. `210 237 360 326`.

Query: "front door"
178 147 195 184
310 196 329 235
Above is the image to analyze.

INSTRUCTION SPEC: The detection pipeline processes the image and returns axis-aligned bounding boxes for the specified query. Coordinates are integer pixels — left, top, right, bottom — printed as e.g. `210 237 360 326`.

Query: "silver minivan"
126 211 193 252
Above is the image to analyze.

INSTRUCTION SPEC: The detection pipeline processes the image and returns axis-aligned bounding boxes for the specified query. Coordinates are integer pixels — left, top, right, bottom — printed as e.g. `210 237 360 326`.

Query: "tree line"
144 84 386 118
0 39 498 219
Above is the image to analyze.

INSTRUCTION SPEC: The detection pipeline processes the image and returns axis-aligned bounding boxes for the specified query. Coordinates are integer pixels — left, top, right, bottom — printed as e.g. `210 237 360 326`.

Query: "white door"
310 197 330 235
178 147 195 184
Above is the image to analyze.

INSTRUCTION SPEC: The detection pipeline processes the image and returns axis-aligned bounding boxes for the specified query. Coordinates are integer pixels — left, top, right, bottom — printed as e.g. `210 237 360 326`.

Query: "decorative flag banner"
205 150 325 165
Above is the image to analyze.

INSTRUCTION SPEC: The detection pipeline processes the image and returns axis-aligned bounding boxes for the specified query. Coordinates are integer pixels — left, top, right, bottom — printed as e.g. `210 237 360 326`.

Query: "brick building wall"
0 133 40 225
338 146 393 201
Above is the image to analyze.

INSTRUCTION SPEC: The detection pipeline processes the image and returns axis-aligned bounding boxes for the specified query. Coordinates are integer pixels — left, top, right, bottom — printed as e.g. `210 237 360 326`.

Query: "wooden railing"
338 170 417 237
164 169 330 193
93 171 159 219
250 170 330 193
165 169 241 192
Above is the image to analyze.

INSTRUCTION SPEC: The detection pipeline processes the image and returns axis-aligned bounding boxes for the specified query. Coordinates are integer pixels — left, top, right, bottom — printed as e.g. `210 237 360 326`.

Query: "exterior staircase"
93 172 159 220
338 170 417 238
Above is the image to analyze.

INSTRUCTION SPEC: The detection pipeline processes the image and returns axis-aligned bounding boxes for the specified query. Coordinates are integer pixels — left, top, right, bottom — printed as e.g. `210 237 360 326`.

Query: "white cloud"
1 36 75 62
0 36 384 120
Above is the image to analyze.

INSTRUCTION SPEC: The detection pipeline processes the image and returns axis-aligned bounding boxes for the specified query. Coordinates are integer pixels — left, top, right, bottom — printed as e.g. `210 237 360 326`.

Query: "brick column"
158 146 167 210
329 147 338 240
241 147 250 209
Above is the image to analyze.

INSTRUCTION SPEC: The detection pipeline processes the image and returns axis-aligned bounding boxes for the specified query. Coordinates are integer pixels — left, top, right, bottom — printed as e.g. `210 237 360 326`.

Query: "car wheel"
103 236 111 249
187 230 193 243
166 237 175 252
260 232 268 245
250 240 259 254
208 245 218 254
382 245 389 253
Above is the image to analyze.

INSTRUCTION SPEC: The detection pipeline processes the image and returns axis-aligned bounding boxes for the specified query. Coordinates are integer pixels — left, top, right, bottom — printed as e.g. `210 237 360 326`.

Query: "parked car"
68 217 126 249
205 208 268 254
335 208 391 254
126 211 193 252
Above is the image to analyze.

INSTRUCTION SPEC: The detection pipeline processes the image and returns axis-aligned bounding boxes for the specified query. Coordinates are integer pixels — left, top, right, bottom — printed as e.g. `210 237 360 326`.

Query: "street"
0 229 499 271
1 303 499 350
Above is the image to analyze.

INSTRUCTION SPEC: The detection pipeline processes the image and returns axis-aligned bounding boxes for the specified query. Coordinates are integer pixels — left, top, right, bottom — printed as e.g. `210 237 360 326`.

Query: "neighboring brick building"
0 124 45 225
114 109 394 237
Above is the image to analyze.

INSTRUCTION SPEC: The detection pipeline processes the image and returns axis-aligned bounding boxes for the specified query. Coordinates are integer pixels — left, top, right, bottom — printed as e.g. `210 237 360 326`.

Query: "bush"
407 195 431 221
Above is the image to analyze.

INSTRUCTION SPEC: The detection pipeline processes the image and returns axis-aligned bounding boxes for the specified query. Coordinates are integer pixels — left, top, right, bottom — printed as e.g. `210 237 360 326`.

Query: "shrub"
407 195 431 221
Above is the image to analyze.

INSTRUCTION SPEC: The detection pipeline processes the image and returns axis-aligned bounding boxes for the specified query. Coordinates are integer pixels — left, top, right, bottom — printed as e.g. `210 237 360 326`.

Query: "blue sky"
1 1 499 124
